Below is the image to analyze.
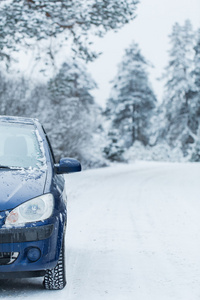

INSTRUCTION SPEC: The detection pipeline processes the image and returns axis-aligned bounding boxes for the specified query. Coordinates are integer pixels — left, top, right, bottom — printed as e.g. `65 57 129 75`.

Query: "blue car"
0 115 81 290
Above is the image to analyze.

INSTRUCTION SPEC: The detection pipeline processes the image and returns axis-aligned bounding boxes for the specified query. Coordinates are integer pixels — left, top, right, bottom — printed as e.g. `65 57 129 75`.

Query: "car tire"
43 237 66 290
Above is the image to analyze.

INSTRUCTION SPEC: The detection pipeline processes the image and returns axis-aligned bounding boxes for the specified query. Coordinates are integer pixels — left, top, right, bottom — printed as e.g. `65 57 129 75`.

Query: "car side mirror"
55 158 81 174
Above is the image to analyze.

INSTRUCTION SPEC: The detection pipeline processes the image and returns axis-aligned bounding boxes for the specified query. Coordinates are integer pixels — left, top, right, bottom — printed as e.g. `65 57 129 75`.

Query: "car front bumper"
0 217 63 275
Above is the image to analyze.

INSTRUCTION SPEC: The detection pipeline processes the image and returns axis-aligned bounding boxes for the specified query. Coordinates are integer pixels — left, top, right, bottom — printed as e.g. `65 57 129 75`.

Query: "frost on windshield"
0 122 47 170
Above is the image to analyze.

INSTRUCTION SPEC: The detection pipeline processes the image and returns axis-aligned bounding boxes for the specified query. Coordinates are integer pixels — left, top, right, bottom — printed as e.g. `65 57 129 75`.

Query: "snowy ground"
0 161 200 299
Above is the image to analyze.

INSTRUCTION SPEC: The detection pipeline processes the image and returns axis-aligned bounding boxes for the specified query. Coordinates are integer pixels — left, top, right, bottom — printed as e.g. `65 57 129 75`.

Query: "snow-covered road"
0 162 200 299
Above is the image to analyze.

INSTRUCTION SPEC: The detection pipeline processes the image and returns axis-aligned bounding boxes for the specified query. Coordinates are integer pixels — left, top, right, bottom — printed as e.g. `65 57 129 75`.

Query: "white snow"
0 161 200 299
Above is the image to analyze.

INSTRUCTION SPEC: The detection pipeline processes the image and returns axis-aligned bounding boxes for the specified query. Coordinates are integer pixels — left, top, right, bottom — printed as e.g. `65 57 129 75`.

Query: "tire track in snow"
124 164 200 300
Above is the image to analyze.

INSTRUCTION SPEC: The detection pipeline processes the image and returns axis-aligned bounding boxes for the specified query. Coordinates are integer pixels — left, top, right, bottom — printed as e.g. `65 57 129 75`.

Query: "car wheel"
43 237 66 290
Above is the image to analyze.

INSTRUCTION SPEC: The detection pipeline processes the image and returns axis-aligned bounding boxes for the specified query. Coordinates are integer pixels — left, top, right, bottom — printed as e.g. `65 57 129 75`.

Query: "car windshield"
0 122 46 169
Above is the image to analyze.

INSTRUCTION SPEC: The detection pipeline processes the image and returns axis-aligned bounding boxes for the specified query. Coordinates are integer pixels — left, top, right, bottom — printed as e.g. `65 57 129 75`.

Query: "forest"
0 1 200 169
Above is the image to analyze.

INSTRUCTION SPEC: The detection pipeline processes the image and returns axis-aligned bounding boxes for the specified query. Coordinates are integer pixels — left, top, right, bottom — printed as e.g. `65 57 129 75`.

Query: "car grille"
0 252 19 265
0 224 54 244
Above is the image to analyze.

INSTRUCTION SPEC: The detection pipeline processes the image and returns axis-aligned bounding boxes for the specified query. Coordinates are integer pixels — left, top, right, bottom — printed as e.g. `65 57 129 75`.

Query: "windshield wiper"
0 165 22 170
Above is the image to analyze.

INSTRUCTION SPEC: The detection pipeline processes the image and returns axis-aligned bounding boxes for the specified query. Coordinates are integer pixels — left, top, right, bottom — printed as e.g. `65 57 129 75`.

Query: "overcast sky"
87 0 200 107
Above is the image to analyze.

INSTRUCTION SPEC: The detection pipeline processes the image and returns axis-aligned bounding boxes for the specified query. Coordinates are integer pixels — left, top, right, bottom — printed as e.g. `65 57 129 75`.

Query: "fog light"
27 247 41 262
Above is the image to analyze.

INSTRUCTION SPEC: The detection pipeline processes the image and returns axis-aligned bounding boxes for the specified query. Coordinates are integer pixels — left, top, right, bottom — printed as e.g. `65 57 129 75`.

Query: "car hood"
0 169 47 211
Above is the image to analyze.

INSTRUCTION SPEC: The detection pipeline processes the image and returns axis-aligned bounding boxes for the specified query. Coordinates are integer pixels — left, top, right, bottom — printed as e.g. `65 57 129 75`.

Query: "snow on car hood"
0 168 47 211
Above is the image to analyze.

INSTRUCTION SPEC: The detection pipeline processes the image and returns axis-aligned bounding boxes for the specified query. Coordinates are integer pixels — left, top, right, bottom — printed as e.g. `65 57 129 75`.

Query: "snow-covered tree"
0 63 105 168
189 29 200 161
103 129 125 162
161 20 197 156
43 59 101 165
0 72 33 116
193 29 200 92
0 0 139 65
105 42 157 160
191 29 200 116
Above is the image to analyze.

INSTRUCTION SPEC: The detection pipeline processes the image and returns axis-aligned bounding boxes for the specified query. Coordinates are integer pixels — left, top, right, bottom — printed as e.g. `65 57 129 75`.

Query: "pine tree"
105 42 157 160
191 29 200 114
193 29 200 91
44 59 98 164
190 29 200 161
103 129 125 162
161 20 196 156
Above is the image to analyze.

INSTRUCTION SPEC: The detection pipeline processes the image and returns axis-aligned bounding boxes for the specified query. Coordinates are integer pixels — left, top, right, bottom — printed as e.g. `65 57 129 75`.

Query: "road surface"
0 162 200 300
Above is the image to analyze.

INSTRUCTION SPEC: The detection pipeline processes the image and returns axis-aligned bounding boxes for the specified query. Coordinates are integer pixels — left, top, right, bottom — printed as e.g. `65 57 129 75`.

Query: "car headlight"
5 194 54 226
